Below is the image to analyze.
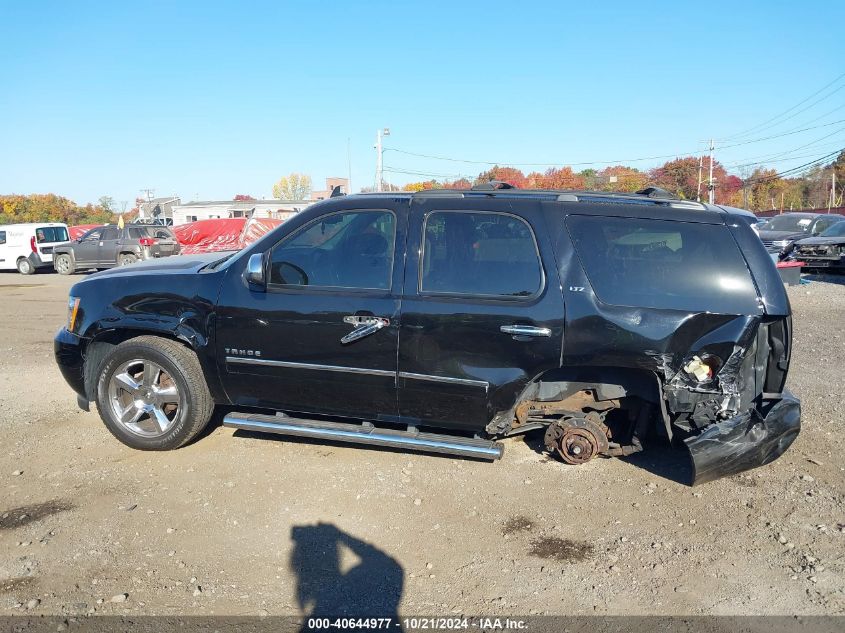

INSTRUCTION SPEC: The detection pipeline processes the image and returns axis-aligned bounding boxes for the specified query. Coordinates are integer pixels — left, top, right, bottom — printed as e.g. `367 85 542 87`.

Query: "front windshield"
820 221 845 237
760 215 813 232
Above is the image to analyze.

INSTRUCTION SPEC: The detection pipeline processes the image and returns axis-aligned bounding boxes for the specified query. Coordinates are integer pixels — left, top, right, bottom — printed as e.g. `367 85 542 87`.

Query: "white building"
170 199 312 226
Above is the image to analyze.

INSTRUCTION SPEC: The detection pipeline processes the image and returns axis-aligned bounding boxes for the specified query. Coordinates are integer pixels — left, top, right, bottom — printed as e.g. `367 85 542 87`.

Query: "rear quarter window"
565 215 761 315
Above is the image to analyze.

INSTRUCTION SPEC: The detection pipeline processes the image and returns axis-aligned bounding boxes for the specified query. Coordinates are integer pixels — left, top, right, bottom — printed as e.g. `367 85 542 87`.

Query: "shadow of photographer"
290 522 404 628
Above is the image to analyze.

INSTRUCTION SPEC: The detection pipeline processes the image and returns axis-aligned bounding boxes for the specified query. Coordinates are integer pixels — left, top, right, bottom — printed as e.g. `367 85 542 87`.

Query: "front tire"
55 254 75 275
95 336 214 450
17 257 34 275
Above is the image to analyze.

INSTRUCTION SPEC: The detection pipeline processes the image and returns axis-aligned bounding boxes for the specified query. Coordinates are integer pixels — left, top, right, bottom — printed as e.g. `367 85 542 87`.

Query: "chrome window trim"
398 371 489 392
225 356 395 378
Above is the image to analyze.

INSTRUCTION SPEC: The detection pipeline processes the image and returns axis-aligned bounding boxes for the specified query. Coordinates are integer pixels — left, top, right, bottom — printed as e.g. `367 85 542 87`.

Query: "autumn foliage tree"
272 173 312 200
0 194 114 225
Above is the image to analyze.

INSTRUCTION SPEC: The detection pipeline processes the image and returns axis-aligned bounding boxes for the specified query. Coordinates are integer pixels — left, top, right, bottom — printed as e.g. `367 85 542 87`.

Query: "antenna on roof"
471 180 516 191
329 185 345 198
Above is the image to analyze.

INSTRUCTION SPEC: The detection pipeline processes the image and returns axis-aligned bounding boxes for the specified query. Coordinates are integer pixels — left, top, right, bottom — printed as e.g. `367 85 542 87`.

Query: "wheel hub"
544 415 610 465
107 359 181 438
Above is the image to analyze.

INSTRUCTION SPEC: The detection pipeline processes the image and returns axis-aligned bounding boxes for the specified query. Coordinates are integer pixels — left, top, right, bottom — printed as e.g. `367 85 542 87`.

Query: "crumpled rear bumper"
684 391 801 485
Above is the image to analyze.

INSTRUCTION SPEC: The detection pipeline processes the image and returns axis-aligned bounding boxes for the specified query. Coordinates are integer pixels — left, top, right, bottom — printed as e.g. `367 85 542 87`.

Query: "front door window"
269 210 396 290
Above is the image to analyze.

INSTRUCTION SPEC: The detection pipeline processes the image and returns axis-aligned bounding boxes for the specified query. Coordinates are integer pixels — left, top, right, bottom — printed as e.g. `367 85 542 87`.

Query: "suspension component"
544 413 610 465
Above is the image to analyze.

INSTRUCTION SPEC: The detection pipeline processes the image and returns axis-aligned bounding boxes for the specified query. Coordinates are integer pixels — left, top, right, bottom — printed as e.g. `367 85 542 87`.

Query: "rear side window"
101 227 119 240
127 227 145 239
565 216 760 314
35 226 69 243
421 211 543 298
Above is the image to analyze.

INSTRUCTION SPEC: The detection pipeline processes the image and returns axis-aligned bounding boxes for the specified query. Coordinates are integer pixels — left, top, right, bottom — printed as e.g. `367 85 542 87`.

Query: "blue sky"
1 1 843 205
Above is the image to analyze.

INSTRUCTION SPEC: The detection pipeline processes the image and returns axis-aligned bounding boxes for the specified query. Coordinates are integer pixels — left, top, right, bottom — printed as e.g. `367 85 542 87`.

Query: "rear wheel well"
490 366 665 436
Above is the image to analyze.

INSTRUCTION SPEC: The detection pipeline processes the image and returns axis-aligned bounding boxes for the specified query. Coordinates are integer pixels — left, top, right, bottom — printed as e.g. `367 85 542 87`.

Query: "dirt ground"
1 269 843 618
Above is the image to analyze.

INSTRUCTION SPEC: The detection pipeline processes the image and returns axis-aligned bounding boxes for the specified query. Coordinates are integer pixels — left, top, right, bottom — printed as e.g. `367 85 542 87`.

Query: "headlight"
772 240 791 248
67 296 81 333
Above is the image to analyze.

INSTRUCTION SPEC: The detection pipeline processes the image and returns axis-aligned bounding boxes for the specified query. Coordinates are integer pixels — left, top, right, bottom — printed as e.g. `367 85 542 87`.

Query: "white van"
0 223 70 274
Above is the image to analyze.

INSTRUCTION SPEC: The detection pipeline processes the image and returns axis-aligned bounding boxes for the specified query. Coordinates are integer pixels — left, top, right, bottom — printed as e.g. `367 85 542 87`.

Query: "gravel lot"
0 270 843 618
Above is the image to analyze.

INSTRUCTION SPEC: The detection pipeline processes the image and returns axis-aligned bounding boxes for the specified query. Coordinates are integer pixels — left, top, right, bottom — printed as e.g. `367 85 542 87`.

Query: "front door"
398 198 565 433
216 203 407 422
74 228 103 266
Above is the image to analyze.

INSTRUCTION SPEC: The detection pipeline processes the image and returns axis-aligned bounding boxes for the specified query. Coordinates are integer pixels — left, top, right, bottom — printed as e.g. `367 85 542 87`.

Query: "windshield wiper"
203 252 236 271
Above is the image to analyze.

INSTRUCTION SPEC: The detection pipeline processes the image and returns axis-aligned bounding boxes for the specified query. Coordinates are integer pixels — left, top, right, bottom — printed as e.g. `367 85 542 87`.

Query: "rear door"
398 197 565 432
147 227 180 257
98 226 120 265
33 225 68 264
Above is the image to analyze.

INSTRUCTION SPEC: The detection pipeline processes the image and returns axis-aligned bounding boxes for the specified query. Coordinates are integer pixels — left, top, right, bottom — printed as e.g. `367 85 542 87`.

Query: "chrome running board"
223 412 503 461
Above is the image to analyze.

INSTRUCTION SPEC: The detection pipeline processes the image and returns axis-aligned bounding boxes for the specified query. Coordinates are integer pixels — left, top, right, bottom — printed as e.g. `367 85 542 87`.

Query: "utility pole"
374 128 390 192
707 139 715 205
829 171 836 212
347 137 352 194
140 188 154 203
696 154 703 202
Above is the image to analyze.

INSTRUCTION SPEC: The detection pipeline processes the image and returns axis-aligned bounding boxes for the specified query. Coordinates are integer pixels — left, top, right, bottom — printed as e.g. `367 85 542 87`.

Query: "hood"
86 251 237 278
794 236 845 246
757 229 809 241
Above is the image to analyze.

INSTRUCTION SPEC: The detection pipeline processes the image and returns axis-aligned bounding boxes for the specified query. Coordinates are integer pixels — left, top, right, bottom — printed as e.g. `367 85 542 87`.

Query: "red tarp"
173 217 284 255
68 218 284 254
68 224 103 240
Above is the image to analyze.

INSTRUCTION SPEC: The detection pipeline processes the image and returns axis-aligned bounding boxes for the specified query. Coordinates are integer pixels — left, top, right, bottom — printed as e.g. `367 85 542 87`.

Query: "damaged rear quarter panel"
549 207 780 432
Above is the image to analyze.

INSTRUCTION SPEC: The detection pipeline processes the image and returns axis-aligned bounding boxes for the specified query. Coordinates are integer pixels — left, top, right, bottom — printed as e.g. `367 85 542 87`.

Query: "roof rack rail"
471 180 516 191
635 186 677 200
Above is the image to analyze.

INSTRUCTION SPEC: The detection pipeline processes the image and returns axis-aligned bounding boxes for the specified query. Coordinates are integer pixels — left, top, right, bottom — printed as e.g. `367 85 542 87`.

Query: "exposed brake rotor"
544 413 610 465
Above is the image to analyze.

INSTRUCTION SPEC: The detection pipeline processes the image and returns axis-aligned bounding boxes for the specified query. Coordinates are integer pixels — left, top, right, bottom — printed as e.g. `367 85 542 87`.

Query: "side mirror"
244 253 266 288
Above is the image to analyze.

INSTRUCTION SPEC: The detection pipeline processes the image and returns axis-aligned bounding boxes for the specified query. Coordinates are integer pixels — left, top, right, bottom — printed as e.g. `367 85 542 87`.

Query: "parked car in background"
756 212 845 259
52 224 180 274
791 220 845 271
0 223 69 274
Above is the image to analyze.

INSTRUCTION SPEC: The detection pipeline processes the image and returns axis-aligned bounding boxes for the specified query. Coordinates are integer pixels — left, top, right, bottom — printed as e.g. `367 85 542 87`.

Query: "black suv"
52 223 180 274
54 188 800 485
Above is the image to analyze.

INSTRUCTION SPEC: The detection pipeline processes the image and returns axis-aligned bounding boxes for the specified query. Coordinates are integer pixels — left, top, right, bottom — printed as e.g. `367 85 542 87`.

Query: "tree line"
4 152 842 226
399 151 845 212
0 194 117 226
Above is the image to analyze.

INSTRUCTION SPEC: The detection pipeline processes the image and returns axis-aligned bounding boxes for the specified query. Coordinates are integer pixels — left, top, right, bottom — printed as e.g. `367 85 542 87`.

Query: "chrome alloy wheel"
107 359 182 437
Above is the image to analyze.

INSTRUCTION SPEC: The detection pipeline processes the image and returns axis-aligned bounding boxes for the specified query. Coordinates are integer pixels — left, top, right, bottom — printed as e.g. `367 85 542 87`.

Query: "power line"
383 120 845 171
742 149 843 184
719 72 845 141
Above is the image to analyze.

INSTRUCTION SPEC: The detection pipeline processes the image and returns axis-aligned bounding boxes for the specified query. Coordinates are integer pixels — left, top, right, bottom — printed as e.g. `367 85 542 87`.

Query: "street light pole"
374 128 390 192
708 139 715 205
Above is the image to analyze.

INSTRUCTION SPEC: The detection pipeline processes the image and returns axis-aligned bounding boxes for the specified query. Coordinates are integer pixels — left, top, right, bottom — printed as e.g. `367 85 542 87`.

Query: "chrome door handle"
341 316 389 344
500 324 552 338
